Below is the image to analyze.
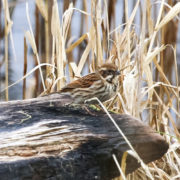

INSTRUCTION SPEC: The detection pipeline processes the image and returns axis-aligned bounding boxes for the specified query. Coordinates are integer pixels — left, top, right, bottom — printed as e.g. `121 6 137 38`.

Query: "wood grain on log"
0 94 169 180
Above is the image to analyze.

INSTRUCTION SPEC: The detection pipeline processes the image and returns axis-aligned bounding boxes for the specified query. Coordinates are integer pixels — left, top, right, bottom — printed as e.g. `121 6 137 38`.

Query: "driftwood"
0 94 168 180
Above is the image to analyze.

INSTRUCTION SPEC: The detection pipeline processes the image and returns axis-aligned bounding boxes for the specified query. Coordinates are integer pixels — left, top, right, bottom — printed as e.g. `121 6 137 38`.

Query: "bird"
59 62 120 104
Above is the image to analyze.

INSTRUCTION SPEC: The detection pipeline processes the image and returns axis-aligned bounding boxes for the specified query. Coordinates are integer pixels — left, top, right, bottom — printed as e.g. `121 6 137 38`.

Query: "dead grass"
1 0 180 179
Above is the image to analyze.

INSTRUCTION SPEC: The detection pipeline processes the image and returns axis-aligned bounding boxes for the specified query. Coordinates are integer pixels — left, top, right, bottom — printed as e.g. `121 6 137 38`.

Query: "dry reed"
0 0 180 179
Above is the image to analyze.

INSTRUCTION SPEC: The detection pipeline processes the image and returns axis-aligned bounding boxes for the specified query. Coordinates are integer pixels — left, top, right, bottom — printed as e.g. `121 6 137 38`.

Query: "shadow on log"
0 94 169 180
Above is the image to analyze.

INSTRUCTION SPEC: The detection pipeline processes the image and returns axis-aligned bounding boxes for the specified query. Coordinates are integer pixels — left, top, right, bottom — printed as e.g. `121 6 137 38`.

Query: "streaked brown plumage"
60 62 120 104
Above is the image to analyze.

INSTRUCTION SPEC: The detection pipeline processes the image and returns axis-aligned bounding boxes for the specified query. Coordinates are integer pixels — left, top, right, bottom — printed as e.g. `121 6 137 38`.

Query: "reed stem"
4 0 8 101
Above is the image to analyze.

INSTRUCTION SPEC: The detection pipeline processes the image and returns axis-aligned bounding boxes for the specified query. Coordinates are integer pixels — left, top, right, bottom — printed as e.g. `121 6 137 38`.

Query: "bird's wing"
60 73 100 92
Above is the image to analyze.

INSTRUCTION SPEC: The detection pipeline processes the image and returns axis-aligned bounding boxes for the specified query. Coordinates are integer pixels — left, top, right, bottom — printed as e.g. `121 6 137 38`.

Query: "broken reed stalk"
4 0 8 101
174 48 180 124
63 1 74 82
124 0 130 65
25 3 46 94
35 5 40 96
146 0 154 127
45 0 49 72
77 2 84 63
51 0 66 90
23 37 27 99
94 0 103 66
159 24 165 126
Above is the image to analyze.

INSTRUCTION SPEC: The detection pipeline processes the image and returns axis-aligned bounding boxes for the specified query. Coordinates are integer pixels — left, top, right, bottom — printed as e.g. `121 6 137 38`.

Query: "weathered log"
0 94 168 180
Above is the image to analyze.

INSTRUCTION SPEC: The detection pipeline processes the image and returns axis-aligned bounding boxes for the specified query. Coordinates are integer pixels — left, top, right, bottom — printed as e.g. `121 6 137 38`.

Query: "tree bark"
0 94 169 180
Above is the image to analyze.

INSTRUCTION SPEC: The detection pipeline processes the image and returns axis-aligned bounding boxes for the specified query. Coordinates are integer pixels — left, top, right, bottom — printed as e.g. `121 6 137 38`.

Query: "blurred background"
0 0 179 100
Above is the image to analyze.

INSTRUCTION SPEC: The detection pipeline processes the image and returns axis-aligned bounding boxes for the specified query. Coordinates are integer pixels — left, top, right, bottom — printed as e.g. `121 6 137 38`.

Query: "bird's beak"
116 70 120 75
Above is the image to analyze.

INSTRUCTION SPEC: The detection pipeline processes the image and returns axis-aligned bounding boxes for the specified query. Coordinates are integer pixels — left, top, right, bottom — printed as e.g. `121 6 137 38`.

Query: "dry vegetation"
0 0 180 179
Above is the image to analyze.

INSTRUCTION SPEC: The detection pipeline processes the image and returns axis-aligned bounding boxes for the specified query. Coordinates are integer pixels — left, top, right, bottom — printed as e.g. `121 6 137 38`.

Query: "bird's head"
98 63 120 83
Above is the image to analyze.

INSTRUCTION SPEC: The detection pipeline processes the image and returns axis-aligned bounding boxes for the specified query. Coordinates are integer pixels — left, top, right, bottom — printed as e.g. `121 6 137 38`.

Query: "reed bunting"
60 62 120 104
